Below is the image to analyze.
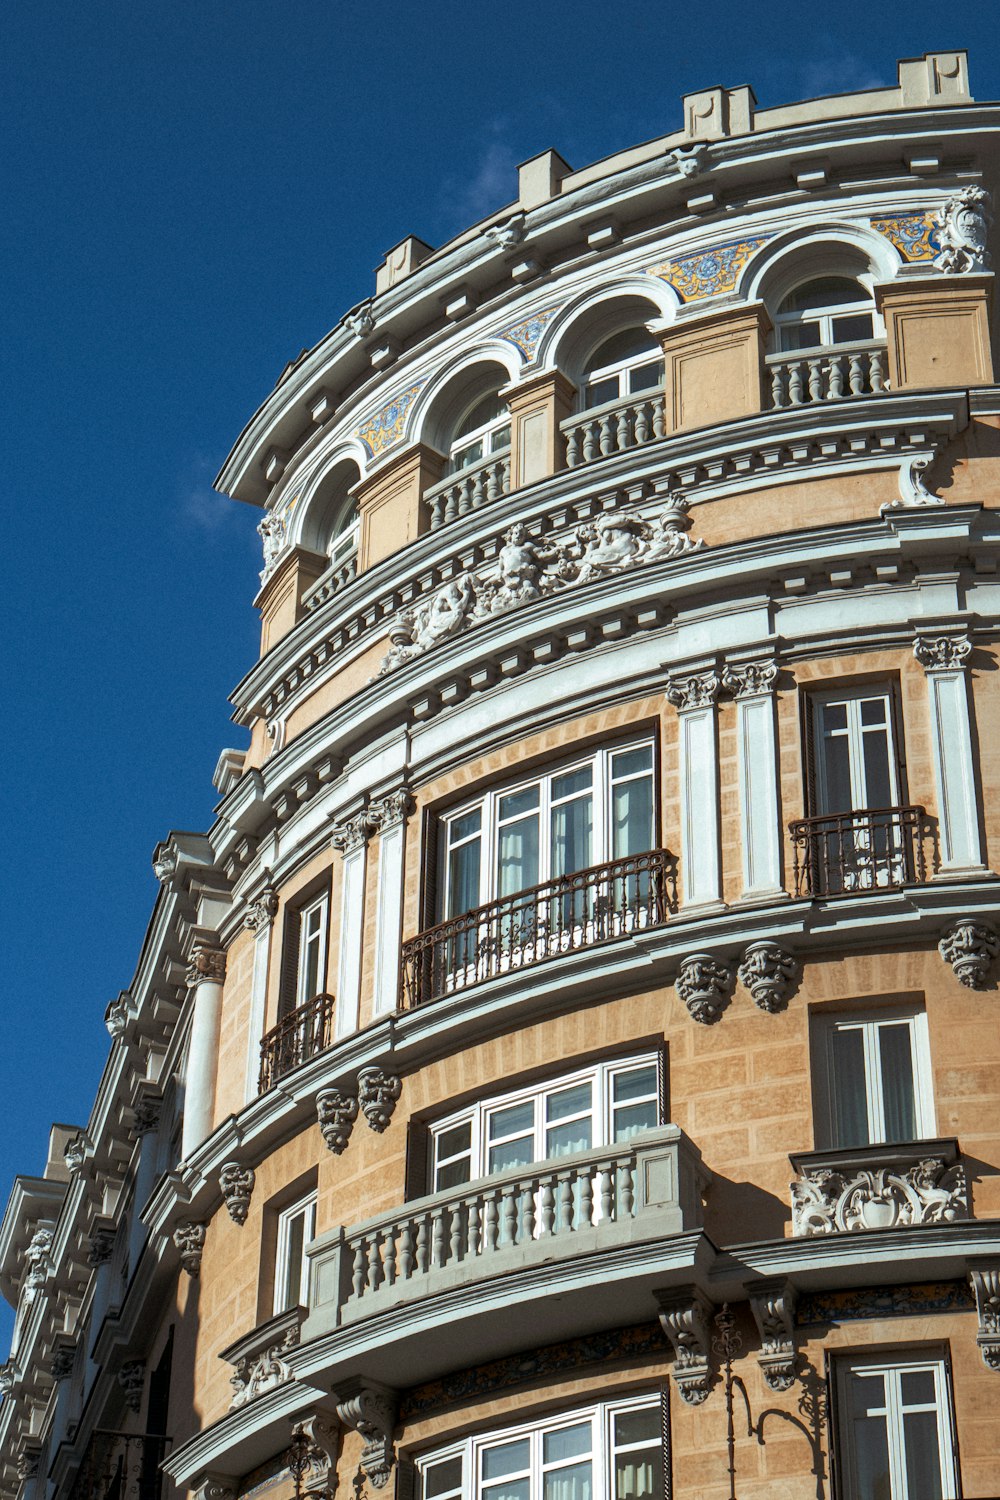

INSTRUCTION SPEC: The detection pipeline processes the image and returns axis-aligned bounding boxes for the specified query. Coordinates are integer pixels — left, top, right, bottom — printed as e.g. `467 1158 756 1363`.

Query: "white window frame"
418 1392 663 1500
273 1190 317 1315
430 1052 662 1191
296 892 329 1010
833 1350 958 1499
440 739 656 918
773 276 882 354
447 393 512 475
810 684 902 816
581 330 664 410
813 1006 935 1149
328 497 360 567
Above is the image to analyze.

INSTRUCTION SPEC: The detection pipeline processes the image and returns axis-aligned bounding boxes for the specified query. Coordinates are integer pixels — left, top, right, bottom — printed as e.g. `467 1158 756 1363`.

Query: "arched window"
581 327 663 409
446 389 511 475
327 495 359 568
772 276 876 353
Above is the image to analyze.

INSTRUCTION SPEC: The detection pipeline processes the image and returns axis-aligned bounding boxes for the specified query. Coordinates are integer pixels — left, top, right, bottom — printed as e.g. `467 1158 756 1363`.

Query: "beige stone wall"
876 275 995 391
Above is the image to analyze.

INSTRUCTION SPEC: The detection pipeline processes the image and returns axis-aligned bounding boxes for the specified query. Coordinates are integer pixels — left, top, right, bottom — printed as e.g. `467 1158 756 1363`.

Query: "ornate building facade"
3 48 1000 1500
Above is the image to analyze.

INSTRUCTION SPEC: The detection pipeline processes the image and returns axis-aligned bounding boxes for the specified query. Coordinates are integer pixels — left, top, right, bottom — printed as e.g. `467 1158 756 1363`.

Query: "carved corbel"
317 1089 359 1155
50 1340 76 1382
64 1133 89 1173
654 1287 714 1403
105 992 131 1039
173 1221 207 1277
15 1445 41 1483
219 1163 256 1225
969 1261 1000 1371
334 1380 399 1489
130 1092 163 1138
118 1359 146 1413
357 1068 402 1132
939 920 999 989
287 1413 340 1498
737 942 800 1013
676 953 734 1024
191 1473 238 1500
748 1279 798 1391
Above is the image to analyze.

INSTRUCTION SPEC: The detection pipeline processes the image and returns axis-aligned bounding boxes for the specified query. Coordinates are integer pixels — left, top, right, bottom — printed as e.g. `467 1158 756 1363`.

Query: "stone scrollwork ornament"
934 185 993 274
939 920 999 989
676 953 734 1024
485 212 526 249
367 787 414 832
118 1359 145 1413
187 943 227 987
654 1287 714 1403
968 1262 1000 1371
219 1162 256 1226
316 1089 359 1155
721 659 778 698
791 1156 968 1236
883 452 947 511
335 1381 399 1489
174 1220 207 1277
913 634 972 673
665 669 720 712
357 1068 402 1132
258 512 287 582
748 1280 798 1391
230 1323 300 1409
737 942 800 1013
244 885 279 933
191 1473 237 1500
286 1414 340 1498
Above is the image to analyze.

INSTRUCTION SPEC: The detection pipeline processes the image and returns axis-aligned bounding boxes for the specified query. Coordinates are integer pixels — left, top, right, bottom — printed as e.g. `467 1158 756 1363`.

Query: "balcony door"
810 688 907 890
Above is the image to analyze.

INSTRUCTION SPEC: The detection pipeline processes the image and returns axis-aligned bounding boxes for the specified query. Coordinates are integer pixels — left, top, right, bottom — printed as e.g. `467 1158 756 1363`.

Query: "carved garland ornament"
219 1162 256 1226
357 1068 402 1132
737 942 800 1013
376 495 705 677
316 1089 359 1155
676 954 733 1024
791 1157 969 1236
939 920 999 989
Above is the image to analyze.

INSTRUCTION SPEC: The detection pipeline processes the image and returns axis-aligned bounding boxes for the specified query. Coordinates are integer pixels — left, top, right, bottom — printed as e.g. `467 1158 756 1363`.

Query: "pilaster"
666 669 722 909
369 789 414 1017
912 632 986 876
181 938 227 1159
721 658 784 900
658 301 771 433
355 445 444 572
505 368 576 489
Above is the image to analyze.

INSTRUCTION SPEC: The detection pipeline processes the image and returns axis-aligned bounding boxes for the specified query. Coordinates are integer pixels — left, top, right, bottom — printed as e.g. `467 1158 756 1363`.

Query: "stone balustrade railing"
562 391 666 468
789 1139 969 1236
766 341 888 408
307 1126 707 1329
425 451 511 530
302 550 359 612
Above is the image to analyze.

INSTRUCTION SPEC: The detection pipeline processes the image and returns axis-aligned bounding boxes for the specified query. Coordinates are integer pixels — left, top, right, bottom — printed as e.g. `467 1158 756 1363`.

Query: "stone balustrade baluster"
520 1181 536 1241
540 1178 555 1236
466 1196 481 1258
870 348 885 390
582 419 599 463
616 406 631 451
788 361 804 403
828 355 845 398
599 1166 613 1221
352 1242 367 1299
382 1227 397 1286
430 1205 446 1269
807 358 824 401
502 1184 518 1245
771 363 785 408
848 351 865 395
578 1166 594 1227
367 1235 383 1291
565 427 581 466
449 1201 464 1264
599 413 615 456
634 400 650 444
557 1172 574 1232
484 1190 500 1251
618 1159 635 1218
415 1214 429 1274
398 1221 414 1279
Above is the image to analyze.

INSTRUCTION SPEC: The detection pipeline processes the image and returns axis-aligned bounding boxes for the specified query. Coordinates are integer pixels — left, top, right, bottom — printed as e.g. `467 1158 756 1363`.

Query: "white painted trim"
924 668 986 874
677 703 721 908
336 845 367 1037
244 925 272 1106
373 822 405 1016
735 692 784 899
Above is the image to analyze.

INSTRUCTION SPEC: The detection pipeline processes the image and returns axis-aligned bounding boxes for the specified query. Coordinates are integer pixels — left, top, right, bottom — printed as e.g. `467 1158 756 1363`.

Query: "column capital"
367 787 414 833
332 811 376 854
913 633 972 672
186 941 226 987
243 884 278 932
721 658 778 697
666 668 720 711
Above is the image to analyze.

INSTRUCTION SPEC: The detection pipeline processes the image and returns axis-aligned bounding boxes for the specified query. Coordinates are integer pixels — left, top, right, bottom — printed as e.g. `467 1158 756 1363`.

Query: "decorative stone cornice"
244 885 279 933
676 953 733 1024
934 185 993 274
737 942 800 1013
721 659 777 698
939 920 999 989
913 633 972 672
219 1163 256 1226
118 1359 146 1413
367 788 414 832
654 1286 714 1403
748 1279 798 1391
174 1221 207 1277
665 669 720 712
968 1261 1000 1371
334 1379 399 1489
790 1146 968 1235
316 1089 359 1155
357 1068 402 1132
187 943 227 987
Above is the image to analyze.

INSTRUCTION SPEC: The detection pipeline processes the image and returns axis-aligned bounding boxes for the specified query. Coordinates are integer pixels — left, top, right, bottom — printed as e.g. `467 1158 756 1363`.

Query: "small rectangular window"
815 1008 933 1149
273 1192 317 1315
297 893 329 1009
833 1351 958 1499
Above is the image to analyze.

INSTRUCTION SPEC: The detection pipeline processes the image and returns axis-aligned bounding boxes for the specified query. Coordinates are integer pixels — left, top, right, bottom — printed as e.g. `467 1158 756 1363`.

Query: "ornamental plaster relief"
933 186 993 275
790 1156 969 1235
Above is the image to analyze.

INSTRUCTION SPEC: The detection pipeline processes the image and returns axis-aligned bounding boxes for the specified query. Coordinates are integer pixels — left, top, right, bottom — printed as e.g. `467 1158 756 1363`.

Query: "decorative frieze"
118 1359 145 1413
376 496 705 676
186 943 226 987
244 885 279 932
968 1262 1000 1371
174 1221 206 1277
934 185 993 274
335 1380 399 1489
357 1068 402 1132
913 633 972 672
654 1287 714 1403
219 1162 256 1226
721 659 777 698
790 1146 969 1236
676 953 733 1024
748 1280 798 1391
737 942 800 1013
939 920 999 989
665 668 721 712
316 1089 359 1155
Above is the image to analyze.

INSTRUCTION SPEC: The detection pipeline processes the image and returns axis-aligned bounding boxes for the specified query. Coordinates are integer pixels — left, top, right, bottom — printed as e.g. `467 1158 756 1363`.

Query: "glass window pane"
818 728 852 813
903 1411 944 1499
483 1440 530 1481
453 438 484 470
615 1451 660 1500
450 809 482 844
628 360 664 394
612 746 652 779
424 1457 463 1498
491 423 511 451
852 1414 892 1500
832 312 874 344
860 727 893 809
456 391 506 438
547 1082 592 1122
584 375 619 408
780 277 867 313
543 1462 591 1500
490 1101 535 1139
551 796 593 879
448 838 481 918
877 1024 916 1142
484 1484 528 1500
588 328 659 370
860 698 887 726
552 767 592 801
283 1213 305 1309
436 1156 473 1191
830 1027 870 1147
614 1409 660 1448
822 702 848 731
546 1117 593 1157
613 1100 658 1141
498 816 540 897
488 1137 536 1173
544 1424 591 1464
780 320 822 351
900 1369 936 1406
612 777 653 859
499 786 540 821
436 1122 472 1161
613 1066 658 1103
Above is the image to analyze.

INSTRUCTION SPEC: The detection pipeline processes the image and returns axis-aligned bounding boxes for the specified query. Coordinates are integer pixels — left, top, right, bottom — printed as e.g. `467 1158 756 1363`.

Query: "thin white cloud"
178 454 233 532
438 120 520 231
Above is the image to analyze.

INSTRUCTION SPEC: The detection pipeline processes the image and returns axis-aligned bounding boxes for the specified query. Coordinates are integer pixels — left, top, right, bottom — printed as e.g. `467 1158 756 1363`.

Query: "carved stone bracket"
228 1316 301 1409
334 1380 399 1489
0 1362 17 1396
913 633 972 672
748 1279 798 1391
654 1286 714 1403
174 1221 206 1277
23 1227 54 1299
665 668 720 712
244 885 279 933
676 953 734 1024
105 992 131 1039
187 943 226 987
721 659 777 698
882 452 946 512
790 1145 969 1235
345 301 376 338
317 1089 360 1155
87 1224 116 1267
50 1341 76 1383
191 1472 238 1500
738 942 800 1013
357 1069 402 1132
287 1413 340 1499
152 844 178 884
258 513 288 582
368 788 414 832
939 920 999 989
15 1446 41 1483
118 1359 145 1413
485 212 525 249
219 1162 256 1226
64 1133 89 1173
934 185 993 274
131 1093 163 1138
968 1261 1000 1371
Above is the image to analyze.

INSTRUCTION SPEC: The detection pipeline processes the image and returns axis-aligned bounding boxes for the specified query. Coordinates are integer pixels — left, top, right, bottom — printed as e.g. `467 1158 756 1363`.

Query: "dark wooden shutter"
419 806 440 930
279 903 302 1019
404 1119 431 1201
802 691 819 817
394 1457 417 1500
824 1350 840 1500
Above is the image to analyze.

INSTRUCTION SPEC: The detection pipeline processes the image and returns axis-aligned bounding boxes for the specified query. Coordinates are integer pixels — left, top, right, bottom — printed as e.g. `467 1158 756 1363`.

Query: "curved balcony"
401 848 676 1008
766 340 887 408
425 450 511 530
789 806 932 897
69 1431 170 1500
258 993 336 1094
562 390 666 468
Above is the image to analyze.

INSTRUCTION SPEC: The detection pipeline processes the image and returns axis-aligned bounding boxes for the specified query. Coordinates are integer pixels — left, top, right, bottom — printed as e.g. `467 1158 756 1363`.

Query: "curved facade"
4 48 1000 1500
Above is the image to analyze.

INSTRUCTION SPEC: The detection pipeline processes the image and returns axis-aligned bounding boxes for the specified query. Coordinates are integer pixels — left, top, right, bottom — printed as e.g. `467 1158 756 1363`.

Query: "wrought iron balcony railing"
258 992 336 1094
789 806 931 897
70 1431 170 1500
400 848 676 1008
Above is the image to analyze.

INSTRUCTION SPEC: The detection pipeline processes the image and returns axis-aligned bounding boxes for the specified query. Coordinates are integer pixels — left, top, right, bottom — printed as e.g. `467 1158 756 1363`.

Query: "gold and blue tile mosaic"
648 236 771 302
496 303 563 359
869 211 941 262
355 379 427 459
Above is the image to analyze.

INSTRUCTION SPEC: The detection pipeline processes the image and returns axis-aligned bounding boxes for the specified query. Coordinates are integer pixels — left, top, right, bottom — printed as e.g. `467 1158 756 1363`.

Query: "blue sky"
4 3 999 1338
